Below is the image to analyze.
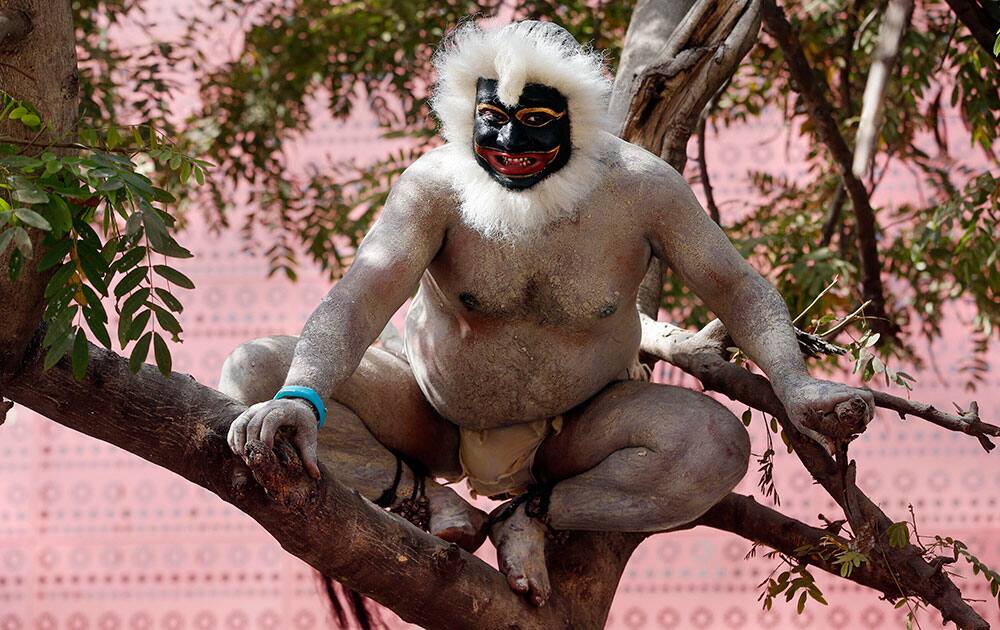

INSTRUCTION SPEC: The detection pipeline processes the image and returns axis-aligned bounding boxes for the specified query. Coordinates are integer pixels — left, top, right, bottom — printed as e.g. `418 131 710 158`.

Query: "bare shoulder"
380 147 460 226
600 136 698 218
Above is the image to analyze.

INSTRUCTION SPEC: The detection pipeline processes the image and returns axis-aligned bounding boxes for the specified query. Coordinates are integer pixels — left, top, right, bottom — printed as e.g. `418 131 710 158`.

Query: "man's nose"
497 122 531 151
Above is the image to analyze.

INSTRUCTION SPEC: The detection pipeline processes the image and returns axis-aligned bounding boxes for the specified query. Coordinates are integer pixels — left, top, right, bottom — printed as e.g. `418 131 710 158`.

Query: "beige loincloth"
459 354 652 498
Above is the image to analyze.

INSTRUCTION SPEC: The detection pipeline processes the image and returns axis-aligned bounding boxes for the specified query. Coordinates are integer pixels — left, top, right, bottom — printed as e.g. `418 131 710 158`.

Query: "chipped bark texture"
0 0 78 378
618 0 762 172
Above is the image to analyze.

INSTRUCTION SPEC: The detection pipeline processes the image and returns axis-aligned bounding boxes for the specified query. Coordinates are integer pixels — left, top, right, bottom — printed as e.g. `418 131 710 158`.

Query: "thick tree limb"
943 0 1000 62
0 0 77 377
1 333 641 630
619 0 763 171
641 315 990 629
852 0 915 179
761 0 897 342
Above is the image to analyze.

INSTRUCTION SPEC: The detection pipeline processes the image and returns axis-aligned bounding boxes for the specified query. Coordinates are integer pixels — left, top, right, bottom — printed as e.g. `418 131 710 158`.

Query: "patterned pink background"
2 5 998 629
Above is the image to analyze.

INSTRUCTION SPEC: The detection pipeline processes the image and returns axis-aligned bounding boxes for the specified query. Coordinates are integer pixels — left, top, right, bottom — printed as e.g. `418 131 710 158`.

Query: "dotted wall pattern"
2 7 999 629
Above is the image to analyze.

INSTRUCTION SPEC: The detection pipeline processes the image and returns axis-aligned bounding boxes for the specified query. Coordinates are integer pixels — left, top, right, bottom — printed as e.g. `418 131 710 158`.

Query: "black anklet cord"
373 455 403 508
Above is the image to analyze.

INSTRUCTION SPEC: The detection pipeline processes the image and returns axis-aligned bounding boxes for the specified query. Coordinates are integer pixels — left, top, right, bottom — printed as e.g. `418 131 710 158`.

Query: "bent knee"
218 335 297 404
634 387 750 486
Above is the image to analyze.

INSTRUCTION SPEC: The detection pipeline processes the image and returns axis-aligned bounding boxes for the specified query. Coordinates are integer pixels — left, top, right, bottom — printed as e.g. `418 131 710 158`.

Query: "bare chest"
427 221 650 327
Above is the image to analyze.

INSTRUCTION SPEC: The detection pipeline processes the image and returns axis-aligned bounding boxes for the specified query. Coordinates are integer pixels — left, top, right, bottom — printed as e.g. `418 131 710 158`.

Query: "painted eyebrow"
476 103 509 118
514 107 566 123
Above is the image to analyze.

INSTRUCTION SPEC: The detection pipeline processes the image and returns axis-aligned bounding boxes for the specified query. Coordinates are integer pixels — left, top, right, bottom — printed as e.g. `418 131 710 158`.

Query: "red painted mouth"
474 144 560 178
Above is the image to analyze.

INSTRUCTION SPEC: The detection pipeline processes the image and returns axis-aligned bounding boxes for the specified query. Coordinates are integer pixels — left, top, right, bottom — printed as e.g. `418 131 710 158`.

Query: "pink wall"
1 5 998 629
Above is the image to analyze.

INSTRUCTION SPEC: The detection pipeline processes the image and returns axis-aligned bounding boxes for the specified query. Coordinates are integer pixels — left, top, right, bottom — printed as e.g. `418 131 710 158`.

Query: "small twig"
0 136 132 154
852 0 915 179
820 183 846 247
696 113 721 225
792 274 840 325
820 300 872 339
872 394 999 452
0 61 34 84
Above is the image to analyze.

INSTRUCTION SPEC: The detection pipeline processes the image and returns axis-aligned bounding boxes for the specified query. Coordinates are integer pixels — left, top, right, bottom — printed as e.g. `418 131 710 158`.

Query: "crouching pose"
222 21 873 606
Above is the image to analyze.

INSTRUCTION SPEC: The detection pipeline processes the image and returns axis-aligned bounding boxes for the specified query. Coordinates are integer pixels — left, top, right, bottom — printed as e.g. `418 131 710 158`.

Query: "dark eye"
477 107 508 125
523 112 554 126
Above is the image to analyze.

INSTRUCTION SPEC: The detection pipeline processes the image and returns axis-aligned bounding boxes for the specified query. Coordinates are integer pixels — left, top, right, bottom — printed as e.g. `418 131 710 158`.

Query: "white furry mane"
430 20 613 241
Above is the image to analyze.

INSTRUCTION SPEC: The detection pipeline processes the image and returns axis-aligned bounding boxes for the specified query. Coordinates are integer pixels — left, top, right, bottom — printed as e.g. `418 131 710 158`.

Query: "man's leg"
219 335 486 550
490 380 750 604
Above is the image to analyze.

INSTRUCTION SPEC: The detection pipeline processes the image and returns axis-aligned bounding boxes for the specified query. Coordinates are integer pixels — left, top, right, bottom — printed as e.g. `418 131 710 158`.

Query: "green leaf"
121 287 151 320
153 264 195 289
44 263 76 299
113 245 147 273
141 205 192 258
114 265 148 298
72 328 89 380
129 332 152 373
153 332 172 376
150 304 182 338
154 287 184 313
8 106 27 120
77 242 110 296
83 304 112 349
21 113 41 128
43 330 74 370
796 591 807 614
11 226 32 258
14 207 52 230
0 228 13 257
12 188 49 205
126 309 152 342
44 197 73 236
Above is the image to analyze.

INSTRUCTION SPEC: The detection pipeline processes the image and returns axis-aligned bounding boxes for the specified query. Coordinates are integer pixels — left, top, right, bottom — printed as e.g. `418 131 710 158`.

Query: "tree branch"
697 113 722 225
620 0 763 171
943 0 1000 62
761 0 898 342
819 183 846 247
1 332 641 630
640 315 990 629
871 393 998 452
852 0 915 179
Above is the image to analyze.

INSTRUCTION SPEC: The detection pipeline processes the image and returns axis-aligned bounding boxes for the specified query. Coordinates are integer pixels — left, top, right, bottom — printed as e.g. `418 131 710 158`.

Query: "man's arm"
227 158 450 475
284 165 448 398
644 163 873 438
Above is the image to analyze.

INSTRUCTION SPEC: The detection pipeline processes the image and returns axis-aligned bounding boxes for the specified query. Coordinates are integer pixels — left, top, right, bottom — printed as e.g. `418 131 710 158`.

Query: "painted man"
221 21 873 606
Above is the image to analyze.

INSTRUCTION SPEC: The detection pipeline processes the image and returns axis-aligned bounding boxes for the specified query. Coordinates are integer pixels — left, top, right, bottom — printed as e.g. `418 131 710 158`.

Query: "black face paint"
472 78 571 190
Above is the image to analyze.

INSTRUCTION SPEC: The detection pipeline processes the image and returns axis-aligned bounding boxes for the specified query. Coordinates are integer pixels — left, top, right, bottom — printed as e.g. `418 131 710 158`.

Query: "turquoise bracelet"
274 385 327 428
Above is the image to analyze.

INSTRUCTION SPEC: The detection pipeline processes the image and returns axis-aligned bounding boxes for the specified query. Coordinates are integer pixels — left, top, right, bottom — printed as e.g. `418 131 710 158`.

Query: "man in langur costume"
222 21 874 606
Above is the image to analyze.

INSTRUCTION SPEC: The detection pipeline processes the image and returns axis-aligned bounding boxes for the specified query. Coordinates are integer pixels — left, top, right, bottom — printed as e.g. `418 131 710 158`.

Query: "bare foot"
427 486 488 553
490 502 551 606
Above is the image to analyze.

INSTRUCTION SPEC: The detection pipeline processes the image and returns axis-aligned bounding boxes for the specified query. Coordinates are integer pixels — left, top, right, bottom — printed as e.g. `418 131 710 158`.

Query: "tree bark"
0 0 78 377
943 0 1000 62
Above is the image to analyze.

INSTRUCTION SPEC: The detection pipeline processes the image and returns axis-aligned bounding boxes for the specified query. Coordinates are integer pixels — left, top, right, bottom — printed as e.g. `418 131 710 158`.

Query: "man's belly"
403 294 641 430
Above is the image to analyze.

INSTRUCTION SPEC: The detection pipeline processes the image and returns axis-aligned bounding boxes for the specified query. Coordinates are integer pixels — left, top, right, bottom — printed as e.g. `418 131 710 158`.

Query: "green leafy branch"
1 94 210 378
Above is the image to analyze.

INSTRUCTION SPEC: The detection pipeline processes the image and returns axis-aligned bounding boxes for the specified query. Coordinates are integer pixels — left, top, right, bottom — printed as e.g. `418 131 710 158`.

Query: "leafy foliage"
0 91 207 378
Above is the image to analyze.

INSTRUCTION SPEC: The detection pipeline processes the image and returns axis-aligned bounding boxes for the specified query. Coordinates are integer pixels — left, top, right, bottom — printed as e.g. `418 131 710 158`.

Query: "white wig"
430 20 614 241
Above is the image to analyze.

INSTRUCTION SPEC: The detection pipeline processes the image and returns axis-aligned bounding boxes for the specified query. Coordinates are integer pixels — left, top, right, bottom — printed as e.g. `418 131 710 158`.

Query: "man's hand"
228 399 321 479
777 376 875 447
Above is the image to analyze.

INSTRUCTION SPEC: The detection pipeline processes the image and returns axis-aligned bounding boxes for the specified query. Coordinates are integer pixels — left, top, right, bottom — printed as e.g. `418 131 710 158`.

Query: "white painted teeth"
498 156 535 165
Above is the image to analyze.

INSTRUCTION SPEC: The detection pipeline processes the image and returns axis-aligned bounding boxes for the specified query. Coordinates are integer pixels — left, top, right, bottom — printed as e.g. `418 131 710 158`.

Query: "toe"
507 572 530 595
